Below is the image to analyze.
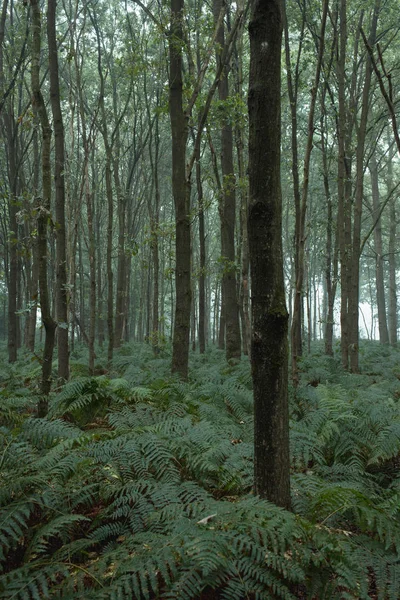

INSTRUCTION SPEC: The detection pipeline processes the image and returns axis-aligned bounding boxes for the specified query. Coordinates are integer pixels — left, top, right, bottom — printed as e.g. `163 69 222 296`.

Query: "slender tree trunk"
348 0 379 372
213 0 241 362
146 257 152 340
85 159 96 374
370 152 389 344
218 299 225 349
387 147 397 345
1 0 18 363
114 169 126 349
106 156 114 360
146 97 161 354
92 16 114 363
196 144 206 354
75 32 96 370
290 0 328 385
31 0 57 413
248 0 290 510
283 2 303 363
336 0 350 369
48 0 69 381
214 282 220 345
234 21 251 356
26 121 40 353
320 96 338 356
5 116 18 363
96 207 105 347
69 220 77 350
169 0 191 379
191 283 196 351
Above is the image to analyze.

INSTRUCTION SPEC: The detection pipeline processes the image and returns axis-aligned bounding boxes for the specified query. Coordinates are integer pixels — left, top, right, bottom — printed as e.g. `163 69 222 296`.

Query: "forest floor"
0 340 399 599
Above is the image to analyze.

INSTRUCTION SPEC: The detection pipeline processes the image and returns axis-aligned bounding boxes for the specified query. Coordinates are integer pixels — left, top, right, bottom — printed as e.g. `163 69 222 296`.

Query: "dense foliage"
1 342 399 599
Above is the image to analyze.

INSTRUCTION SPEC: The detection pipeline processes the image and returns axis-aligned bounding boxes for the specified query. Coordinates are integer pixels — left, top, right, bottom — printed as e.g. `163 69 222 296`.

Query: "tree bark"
320 94 339 356
196 142 206 354
233 11 251 356
1 0 18 362
370 152 389 344
387 146 397 345
5 114 18 363
336 0 354 369
169 0 191 379
348 0 379 372
213 0 241 362
290 0 328 384
248 0 291 510
113 145 126 348
48 0 69 381
283 2 303 363
96 207 105 347
31 0 57 412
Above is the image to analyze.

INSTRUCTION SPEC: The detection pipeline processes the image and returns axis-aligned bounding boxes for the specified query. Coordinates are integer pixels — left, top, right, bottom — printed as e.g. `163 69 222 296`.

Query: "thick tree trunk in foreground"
169 0 191 379
248 0 291 510
48 0 69 381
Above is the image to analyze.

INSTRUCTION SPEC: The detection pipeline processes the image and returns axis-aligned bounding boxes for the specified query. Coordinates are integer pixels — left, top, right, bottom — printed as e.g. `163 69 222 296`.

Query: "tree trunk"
1 0 18 363
370 152 389 344
96 206 105 347
169 0 191 379
290 0 328 385
114 169 126 349
213 0 241 362
218 299 225 349
26 121 40 353
31 0 57 412
233 18 251 357
348 0 379 372
283 2 303 364
5 115 18 363
196 144 206 354
336 0 352 369
48 0 69 381
387 146 397 345
248 0 290 510
320 94 339 356
85 159 96 374
105 137 114 362
92 15 114 363
146 96 161 354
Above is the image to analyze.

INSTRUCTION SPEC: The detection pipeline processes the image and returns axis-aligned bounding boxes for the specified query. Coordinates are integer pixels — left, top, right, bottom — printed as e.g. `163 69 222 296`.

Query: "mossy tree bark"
248 0 291 510
31 0 57 412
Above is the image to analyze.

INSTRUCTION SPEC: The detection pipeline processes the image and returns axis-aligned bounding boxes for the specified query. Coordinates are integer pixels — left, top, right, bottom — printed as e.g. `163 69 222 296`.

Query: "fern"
1 342 400 598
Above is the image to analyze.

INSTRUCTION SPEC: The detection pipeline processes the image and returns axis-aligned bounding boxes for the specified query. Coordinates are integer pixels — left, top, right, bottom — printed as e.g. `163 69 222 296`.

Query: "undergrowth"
0 341 399 598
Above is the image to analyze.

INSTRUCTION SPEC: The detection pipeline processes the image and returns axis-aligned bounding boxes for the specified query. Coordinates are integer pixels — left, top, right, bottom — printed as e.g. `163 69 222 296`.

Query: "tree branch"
361 27 400 155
